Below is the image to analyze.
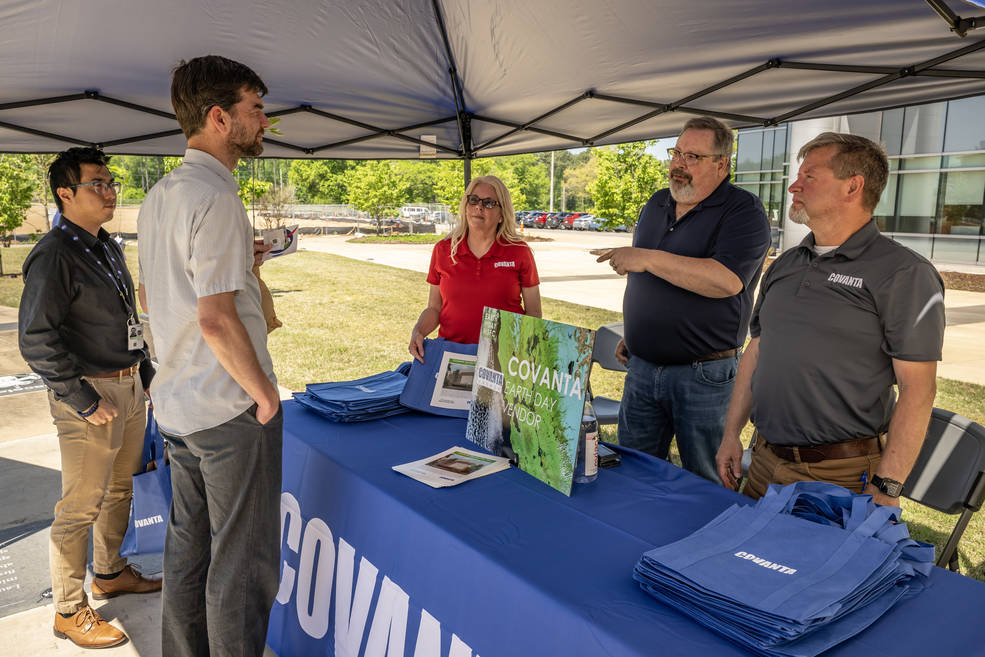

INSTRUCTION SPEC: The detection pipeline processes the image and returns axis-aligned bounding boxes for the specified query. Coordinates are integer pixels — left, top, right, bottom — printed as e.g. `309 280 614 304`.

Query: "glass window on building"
881 108 904 156
940 171 985 235
837 111 882 143
874 174 899 232
945 153 985 168
761 130 774 168
897 172 940 234
944 96 985 153
772 126 787 169
901 102 946 155
737 131 764 171
765 182 784 226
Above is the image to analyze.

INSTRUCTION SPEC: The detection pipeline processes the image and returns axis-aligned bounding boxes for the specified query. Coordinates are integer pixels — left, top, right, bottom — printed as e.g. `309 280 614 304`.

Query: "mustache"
670 168 692 183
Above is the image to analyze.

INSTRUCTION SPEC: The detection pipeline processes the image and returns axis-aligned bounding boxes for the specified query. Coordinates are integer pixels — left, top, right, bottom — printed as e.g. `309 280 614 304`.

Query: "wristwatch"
870 474 904 498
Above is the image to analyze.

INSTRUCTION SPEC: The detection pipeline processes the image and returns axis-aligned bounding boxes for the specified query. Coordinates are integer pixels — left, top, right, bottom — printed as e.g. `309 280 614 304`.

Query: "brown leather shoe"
91 564 162 600
53 605 128 649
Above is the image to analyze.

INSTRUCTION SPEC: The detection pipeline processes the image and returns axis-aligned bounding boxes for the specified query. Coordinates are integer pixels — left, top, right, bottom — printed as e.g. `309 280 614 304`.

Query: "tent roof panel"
2 0 985 158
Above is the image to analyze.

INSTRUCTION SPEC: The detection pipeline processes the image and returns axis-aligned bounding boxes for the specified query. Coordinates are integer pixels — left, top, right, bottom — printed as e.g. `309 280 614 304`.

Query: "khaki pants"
48 374 145 614
742 432 882 500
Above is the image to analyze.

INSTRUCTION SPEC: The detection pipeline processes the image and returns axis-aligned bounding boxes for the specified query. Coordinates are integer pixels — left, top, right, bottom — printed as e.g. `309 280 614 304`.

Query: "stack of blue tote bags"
294 364 411 422
634 481 934 657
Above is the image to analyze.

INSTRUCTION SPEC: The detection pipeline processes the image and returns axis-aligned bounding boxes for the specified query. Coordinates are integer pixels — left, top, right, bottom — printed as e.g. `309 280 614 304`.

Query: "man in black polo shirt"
19 147 159 649
597 116 771 483
716 132 945 507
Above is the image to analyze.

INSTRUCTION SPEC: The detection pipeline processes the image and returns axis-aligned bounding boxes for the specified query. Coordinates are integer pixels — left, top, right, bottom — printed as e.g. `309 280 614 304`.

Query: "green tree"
238 177 272 208
0 155 35 245
589 141 666 228
562 150 598 212
345 160 409 229
432 160 466 209
289 159 350 204
256 184 296 228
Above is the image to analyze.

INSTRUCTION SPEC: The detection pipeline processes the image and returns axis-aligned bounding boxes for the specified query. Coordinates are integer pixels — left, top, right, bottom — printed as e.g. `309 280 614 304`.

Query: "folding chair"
903 408 985 571
590 322 626 425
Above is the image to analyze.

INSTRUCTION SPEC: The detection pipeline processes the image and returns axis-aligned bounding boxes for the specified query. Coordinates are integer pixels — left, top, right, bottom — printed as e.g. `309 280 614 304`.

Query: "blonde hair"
447 175 522 263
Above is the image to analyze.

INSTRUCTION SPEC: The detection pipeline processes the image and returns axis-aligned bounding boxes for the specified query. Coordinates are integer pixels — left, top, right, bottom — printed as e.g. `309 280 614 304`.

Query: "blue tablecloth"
267 401 985 657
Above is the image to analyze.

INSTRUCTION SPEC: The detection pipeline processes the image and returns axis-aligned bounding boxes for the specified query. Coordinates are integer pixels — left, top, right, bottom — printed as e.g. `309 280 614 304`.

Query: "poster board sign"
465 308 594 496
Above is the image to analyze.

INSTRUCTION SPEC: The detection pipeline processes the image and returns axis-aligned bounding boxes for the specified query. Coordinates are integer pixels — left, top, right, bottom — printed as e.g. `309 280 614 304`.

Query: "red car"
560 212 584 229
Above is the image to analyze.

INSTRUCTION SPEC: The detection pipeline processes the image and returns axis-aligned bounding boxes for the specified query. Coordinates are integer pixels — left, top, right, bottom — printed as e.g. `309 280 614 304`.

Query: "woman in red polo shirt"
409 175 542 361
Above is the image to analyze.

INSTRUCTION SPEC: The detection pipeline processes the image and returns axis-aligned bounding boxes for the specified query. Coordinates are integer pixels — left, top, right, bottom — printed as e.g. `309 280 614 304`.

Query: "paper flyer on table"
393 447 510 488
465 308 595 496
429 351 477 410
261 224 299 260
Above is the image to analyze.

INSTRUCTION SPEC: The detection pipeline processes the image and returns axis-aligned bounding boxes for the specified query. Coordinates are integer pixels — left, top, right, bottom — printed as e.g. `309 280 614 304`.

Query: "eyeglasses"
71 181 122 195
667 148 724 166
466 194 501 210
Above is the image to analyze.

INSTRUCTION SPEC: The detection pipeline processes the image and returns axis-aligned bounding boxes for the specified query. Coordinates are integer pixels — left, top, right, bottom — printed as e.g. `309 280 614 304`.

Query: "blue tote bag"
119 407 171 557
634 482 932 657
399 338 478 418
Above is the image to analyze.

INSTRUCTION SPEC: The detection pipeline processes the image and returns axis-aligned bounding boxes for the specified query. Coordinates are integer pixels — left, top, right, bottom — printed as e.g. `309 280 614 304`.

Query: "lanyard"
58 222 136 320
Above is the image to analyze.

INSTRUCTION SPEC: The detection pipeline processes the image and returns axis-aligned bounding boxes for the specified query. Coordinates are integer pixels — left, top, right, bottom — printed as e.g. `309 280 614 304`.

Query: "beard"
789 205 810 225
668 168 697 204
230 121 264 158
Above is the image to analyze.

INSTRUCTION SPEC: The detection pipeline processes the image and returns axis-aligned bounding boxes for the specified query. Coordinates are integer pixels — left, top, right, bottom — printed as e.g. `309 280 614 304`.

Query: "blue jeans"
161 404 283 657
617 354 737 484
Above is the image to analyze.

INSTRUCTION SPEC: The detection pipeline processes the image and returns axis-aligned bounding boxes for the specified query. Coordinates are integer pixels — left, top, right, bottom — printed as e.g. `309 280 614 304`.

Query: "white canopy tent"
1 0 985 171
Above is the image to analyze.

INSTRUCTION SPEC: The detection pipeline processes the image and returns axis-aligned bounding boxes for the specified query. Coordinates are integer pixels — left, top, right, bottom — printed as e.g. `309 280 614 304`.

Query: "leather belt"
88 364 140 379
760 433 884 464
694 347 740 363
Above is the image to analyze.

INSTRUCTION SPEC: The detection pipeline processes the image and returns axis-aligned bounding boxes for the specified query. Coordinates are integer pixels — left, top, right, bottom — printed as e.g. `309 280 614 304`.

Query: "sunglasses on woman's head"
466 194 501 209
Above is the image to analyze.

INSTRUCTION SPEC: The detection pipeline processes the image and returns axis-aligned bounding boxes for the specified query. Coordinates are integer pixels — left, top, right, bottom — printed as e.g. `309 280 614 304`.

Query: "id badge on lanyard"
127 317 144 351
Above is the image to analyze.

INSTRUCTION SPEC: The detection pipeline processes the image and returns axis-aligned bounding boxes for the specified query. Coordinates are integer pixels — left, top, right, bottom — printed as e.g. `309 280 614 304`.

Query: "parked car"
572 214 599 230
545 212 566 229
529 212 549 228
400 206 429 221
430 209 452 224
559 212 584 229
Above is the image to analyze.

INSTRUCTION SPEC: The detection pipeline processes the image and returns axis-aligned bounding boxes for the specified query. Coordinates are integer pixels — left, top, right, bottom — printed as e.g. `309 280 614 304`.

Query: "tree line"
0 142 668 241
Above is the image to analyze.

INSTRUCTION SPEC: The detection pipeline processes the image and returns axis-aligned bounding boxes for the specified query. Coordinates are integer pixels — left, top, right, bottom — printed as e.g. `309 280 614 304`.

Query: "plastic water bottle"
574 396 599 484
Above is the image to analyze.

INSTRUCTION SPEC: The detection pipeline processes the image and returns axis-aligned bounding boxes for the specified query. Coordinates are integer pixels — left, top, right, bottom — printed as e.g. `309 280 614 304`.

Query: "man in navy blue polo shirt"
597 116 771 483
716 132 944 507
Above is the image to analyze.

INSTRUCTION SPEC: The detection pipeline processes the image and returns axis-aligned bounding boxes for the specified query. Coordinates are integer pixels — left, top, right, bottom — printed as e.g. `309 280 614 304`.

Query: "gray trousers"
161 404 283 657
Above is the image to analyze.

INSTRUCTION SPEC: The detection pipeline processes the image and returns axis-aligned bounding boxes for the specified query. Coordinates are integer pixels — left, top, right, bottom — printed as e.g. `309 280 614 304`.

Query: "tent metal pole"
431 0 471 166
462 113 473 188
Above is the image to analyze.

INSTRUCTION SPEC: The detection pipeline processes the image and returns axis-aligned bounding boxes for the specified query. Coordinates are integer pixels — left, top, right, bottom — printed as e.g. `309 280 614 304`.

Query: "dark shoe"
53 605 128 649
91 564 162 599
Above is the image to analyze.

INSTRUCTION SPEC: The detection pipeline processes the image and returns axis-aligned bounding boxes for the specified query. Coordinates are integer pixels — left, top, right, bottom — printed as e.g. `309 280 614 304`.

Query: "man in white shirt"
138 55 280 657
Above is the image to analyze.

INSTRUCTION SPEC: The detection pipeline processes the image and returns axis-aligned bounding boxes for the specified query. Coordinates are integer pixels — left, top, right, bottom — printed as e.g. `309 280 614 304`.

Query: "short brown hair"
682 116 734 168
171 55 268 138
798 132 888 212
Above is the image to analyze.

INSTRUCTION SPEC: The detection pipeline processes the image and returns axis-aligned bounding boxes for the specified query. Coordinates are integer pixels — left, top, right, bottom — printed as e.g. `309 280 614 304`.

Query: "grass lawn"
3 244 984 580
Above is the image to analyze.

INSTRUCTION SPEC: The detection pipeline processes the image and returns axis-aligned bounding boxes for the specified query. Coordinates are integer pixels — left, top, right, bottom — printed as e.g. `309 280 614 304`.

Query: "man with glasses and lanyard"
19 147 159 649
596 116 771 483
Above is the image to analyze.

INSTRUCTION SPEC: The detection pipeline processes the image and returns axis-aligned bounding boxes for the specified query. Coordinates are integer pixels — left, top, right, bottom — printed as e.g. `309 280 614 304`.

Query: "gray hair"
682 116 733 168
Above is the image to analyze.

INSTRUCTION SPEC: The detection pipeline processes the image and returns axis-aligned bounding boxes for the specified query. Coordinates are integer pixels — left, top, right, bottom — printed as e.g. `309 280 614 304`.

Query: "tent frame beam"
926 0 985 38
2 31 985 159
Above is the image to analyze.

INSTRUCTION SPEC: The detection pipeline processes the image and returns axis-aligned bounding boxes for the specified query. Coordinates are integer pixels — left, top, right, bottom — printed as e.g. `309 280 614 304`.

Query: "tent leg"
464 157 472 189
